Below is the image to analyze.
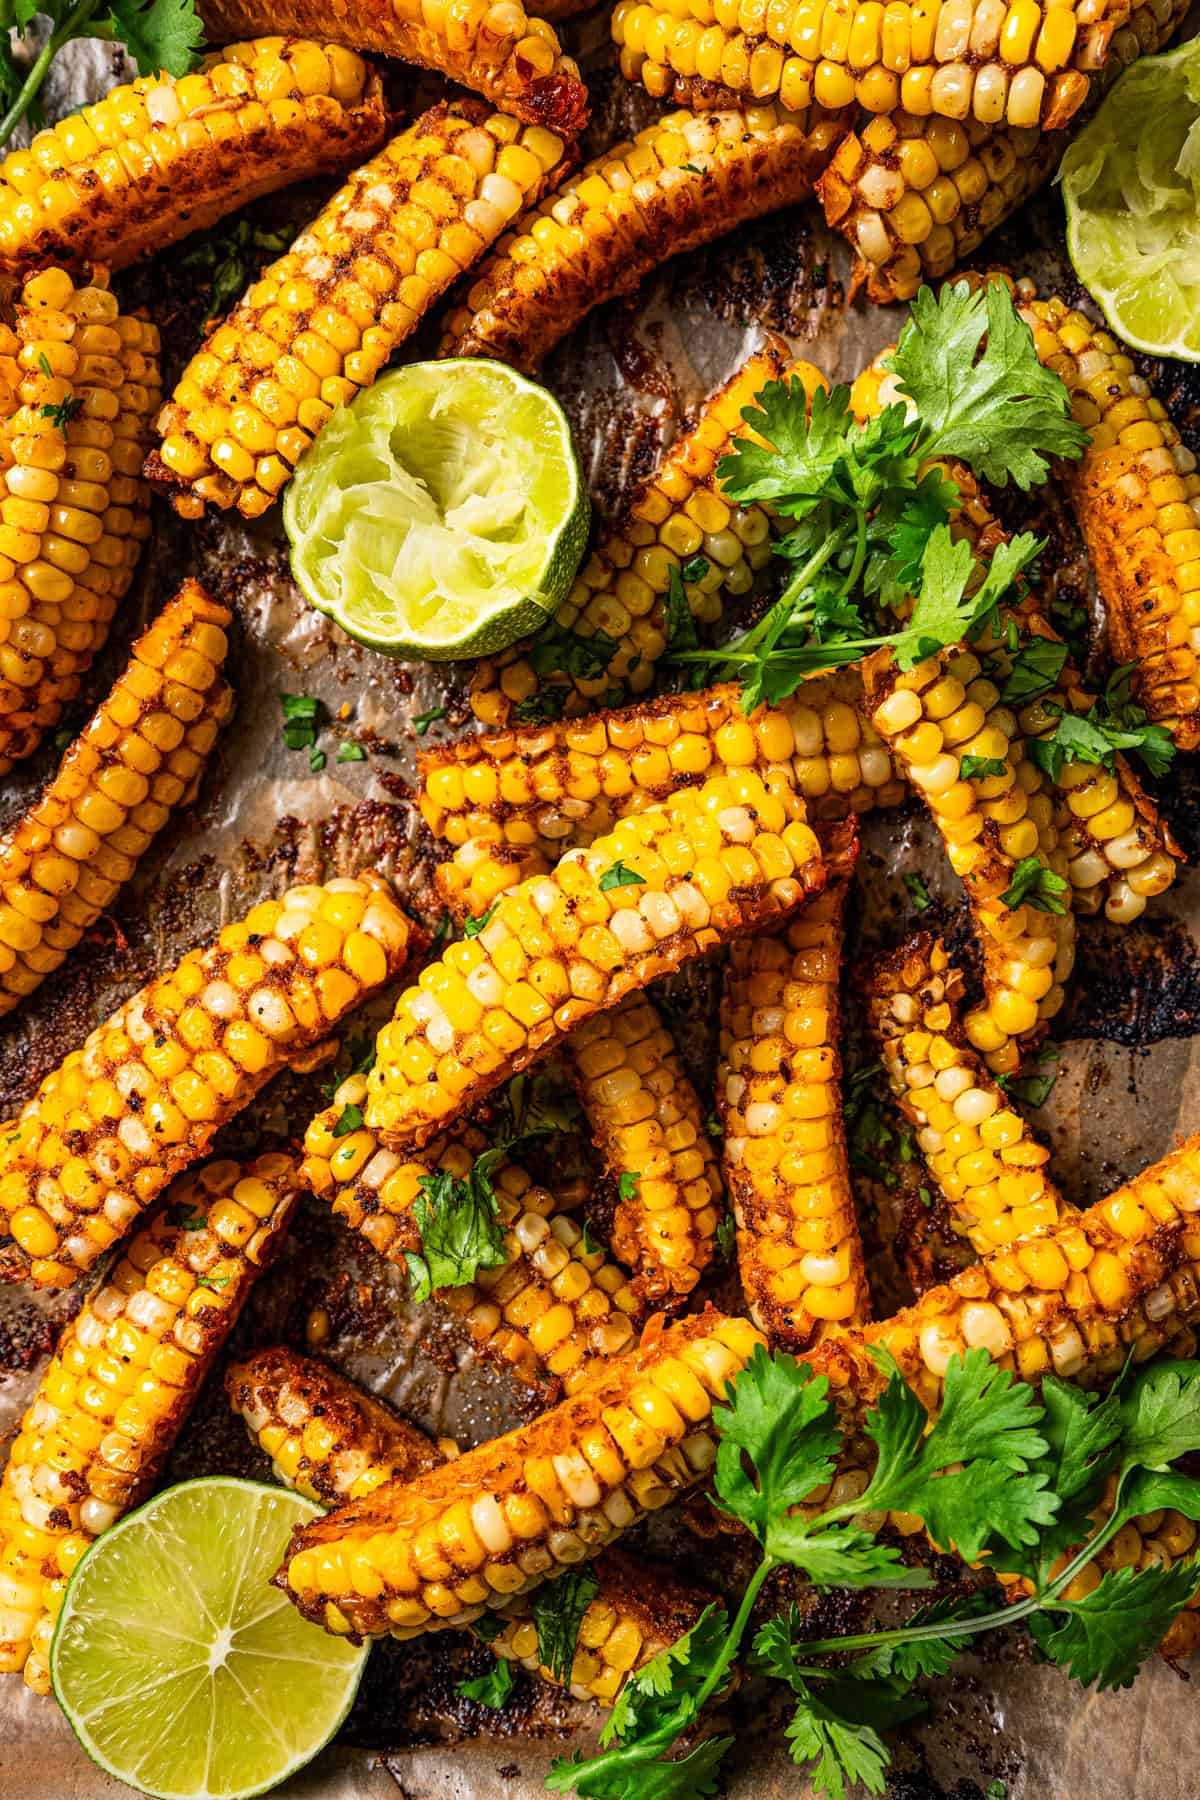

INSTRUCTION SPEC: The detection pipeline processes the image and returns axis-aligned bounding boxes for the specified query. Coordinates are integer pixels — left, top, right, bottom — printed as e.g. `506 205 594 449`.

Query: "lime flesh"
51 1477 368 1800
284 359 589 659
1061 35 1200 360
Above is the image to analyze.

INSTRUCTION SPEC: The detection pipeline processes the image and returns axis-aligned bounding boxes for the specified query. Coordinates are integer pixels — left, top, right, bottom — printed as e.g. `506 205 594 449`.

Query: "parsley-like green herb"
514 689 570 725
529 623 619 683
663 565 699 657
533 1567 600 1684
337 741 367 763
39 391 84 437
1028 664 1175 782
704 1109 723 1142
280 694 325 760
716 1213 737 1260
180 219 291 320
195 1274 230 1291
413 707 447 736
457 1658 515 1709
580 1220 603 1257
681 554 710 584
999 638 1068 706
403 1160 510 1303
332 1103 364 1139
1000 857 1069 915
903 873 932 913
998 1045 1059 1109
960 754 1010 782
598 860 645 892
617 1171 640 1203
464 902 499 938
309 746 326 774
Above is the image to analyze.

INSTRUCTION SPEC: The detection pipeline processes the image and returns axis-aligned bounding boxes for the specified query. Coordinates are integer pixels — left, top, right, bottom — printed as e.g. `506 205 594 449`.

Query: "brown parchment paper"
2 24 1200 1800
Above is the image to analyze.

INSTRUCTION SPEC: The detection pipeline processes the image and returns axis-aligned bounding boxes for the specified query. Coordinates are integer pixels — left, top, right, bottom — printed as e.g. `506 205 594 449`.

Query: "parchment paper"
2 24 1200 1800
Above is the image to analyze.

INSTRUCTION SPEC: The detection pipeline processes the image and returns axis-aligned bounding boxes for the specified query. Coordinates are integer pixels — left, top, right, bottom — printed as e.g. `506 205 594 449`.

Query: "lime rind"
51 1476 368 1800
284 359 589 660
1061 35 1200 360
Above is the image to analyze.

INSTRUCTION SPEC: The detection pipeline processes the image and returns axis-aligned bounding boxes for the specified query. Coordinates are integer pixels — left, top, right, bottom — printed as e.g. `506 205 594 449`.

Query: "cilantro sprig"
1029 663 1175 782
550 1350 1200 1800
669 282 1085 712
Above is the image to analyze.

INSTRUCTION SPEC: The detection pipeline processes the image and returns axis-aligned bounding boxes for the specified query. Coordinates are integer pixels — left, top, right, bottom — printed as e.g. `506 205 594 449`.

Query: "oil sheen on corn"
51 1477 369 1800
284 359 589 658
1061 35 1200 361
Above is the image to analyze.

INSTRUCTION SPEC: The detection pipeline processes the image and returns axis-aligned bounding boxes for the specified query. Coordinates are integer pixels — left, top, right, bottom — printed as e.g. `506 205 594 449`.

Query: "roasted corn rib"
719 880 870 1344
613 0 1141 127
303 1083 645 1391
366 768 826 1147
1019 293 1200 751
468 346 810 725
148 102 570 520
277 1306 763 1637
437 106 847 372
230 1348 711 1700
200 0 587 133
562 993 723 1304
0 266 161 771
0 1152 300 1693
0 581 233 1019
866 933 1071 1253
0 875 411 1289
0 41 385 277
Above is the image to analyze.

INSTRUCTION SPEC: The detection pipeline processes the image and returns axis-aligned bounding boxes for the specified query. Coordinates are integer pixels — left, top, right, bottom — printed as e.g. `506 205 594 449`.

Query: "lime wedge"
51 1477 368 1800
283 359 589 659
1061 35 1200 360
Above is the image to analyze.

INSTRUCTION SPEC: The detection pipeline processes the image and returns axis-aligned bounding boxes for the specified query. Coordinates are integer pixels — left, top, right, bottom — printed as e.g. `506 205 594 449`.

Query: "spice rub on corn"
148 101 570 521
366 768 826 1148
0 1153 300 1693
0 582 233 1020
0 875 412 1289
0 41 386 277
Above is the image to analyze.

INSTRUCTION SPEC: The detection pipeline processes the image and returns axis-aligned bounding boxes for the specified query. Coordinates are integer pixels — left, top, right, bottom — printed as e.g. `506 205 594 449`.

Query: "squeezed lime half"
51 1477 368 1800
1061 35 1200 360
284 359 589 659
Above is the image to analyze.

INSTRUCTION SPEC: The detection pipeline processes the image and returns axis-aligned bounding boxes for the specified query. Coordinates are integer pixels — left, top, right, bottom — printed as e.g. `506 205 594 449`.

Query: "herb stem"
0 0 102 148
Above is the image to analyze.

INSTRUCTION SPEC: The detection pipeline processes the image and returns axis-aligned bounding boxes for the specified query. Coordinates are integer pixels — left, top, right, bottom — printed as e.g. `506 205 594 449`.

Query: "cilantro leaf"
598 860 645 892
280 693 324 752
998 1378 1121 1582
715 1212 736 1259
413 707 446 735
617 1170 640 1202
999 856 1068 915
846 1593 995 1682
550 1736 733 1800
996 1045 1059 1109
893 526 977 670
105 0 204 76
456 1658 515 1708
405 1165 509 1300
865 468 960 610
1030 1562 1200 1690
533 1565 600 1684
720 382 871 512
903 872 932 912
337 741 367 763
464 902 498 938
1116 1361 1200 1473
529 623 618 682
602 1606 729 1749
888 281 1088 490
331 1103 364 1139
514 689 569 725
664 566 699 656
1000 638 1069 706
782 1678 898 1800
712 1346 842 1551
961 755 1009 781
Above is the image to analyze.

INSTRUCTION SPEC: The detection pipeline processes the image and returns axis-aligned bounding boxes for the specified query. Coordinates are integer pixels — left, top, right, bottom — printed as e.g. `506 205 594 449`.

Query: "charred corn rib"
562 994 723 1304
277 1306 764 1637
231 1349 711 1700
469 350 824 727
304 1082 645 1391
0 876 411 1289
613 0 1146 127
853 349 1178 925
0 1152 300 1692
437 106 847 372
148 103 570 521
366 769 826 1147
0 267 160 772
0 582 233 1019
866 933 1071 1253
719 882 869 1345
1019 293 1200 751
818 0 1186 301
200 0 587 133
0 41 385 278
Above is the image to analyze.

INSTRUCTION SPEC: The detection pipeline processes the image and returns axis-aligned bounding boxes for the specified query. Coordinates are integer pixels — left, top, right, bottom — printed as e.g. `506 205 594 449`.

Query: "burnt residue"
1059 914 1200 1046
668 204 844 339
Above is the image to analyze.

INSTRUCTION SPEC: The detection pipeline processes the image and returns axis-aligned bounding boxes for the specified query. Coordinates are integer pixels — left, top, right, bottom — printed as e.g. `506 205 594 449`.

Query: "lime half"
51 1477 368 1800
1061 35 1200 360
284 359 589 659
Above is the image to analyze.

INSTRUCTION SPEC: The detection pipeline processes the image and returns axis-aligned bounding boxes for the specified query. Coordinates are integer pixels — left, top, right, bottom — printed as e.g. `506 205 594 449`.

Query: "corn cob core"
200 0 587 134
0 875 411 1288
867 933 1070 1253
230 1348 712 1701
277 1306 765 1638
719 883 870 1343
367 768 826 1147
563 993 723 1303
429 674 902 861
1019 293 1200 751
0 266 161 771
0 581 234 1019
437 105 847 373
468 347 810 725
612 0 1118 128
0 41 386 277
0 1152 300 1692
149 102 569 521
863 645 1075 1075
304 1077 646 1392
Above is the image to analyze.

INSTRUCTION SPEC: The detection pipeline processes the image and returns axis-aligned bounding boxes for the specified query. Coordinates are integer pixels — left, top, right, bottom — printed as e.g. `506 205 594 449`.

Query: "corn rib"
0 1152 300 1692
0 41 386 278
200 0 587 134
276 1305 764 1637
148 102 570 520
720 881 870 1345
0 875 412 1288
367 767 826 1148
0 581 233 1019
437 106 847 372
563 993 723 1304
303 1081 646 1391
